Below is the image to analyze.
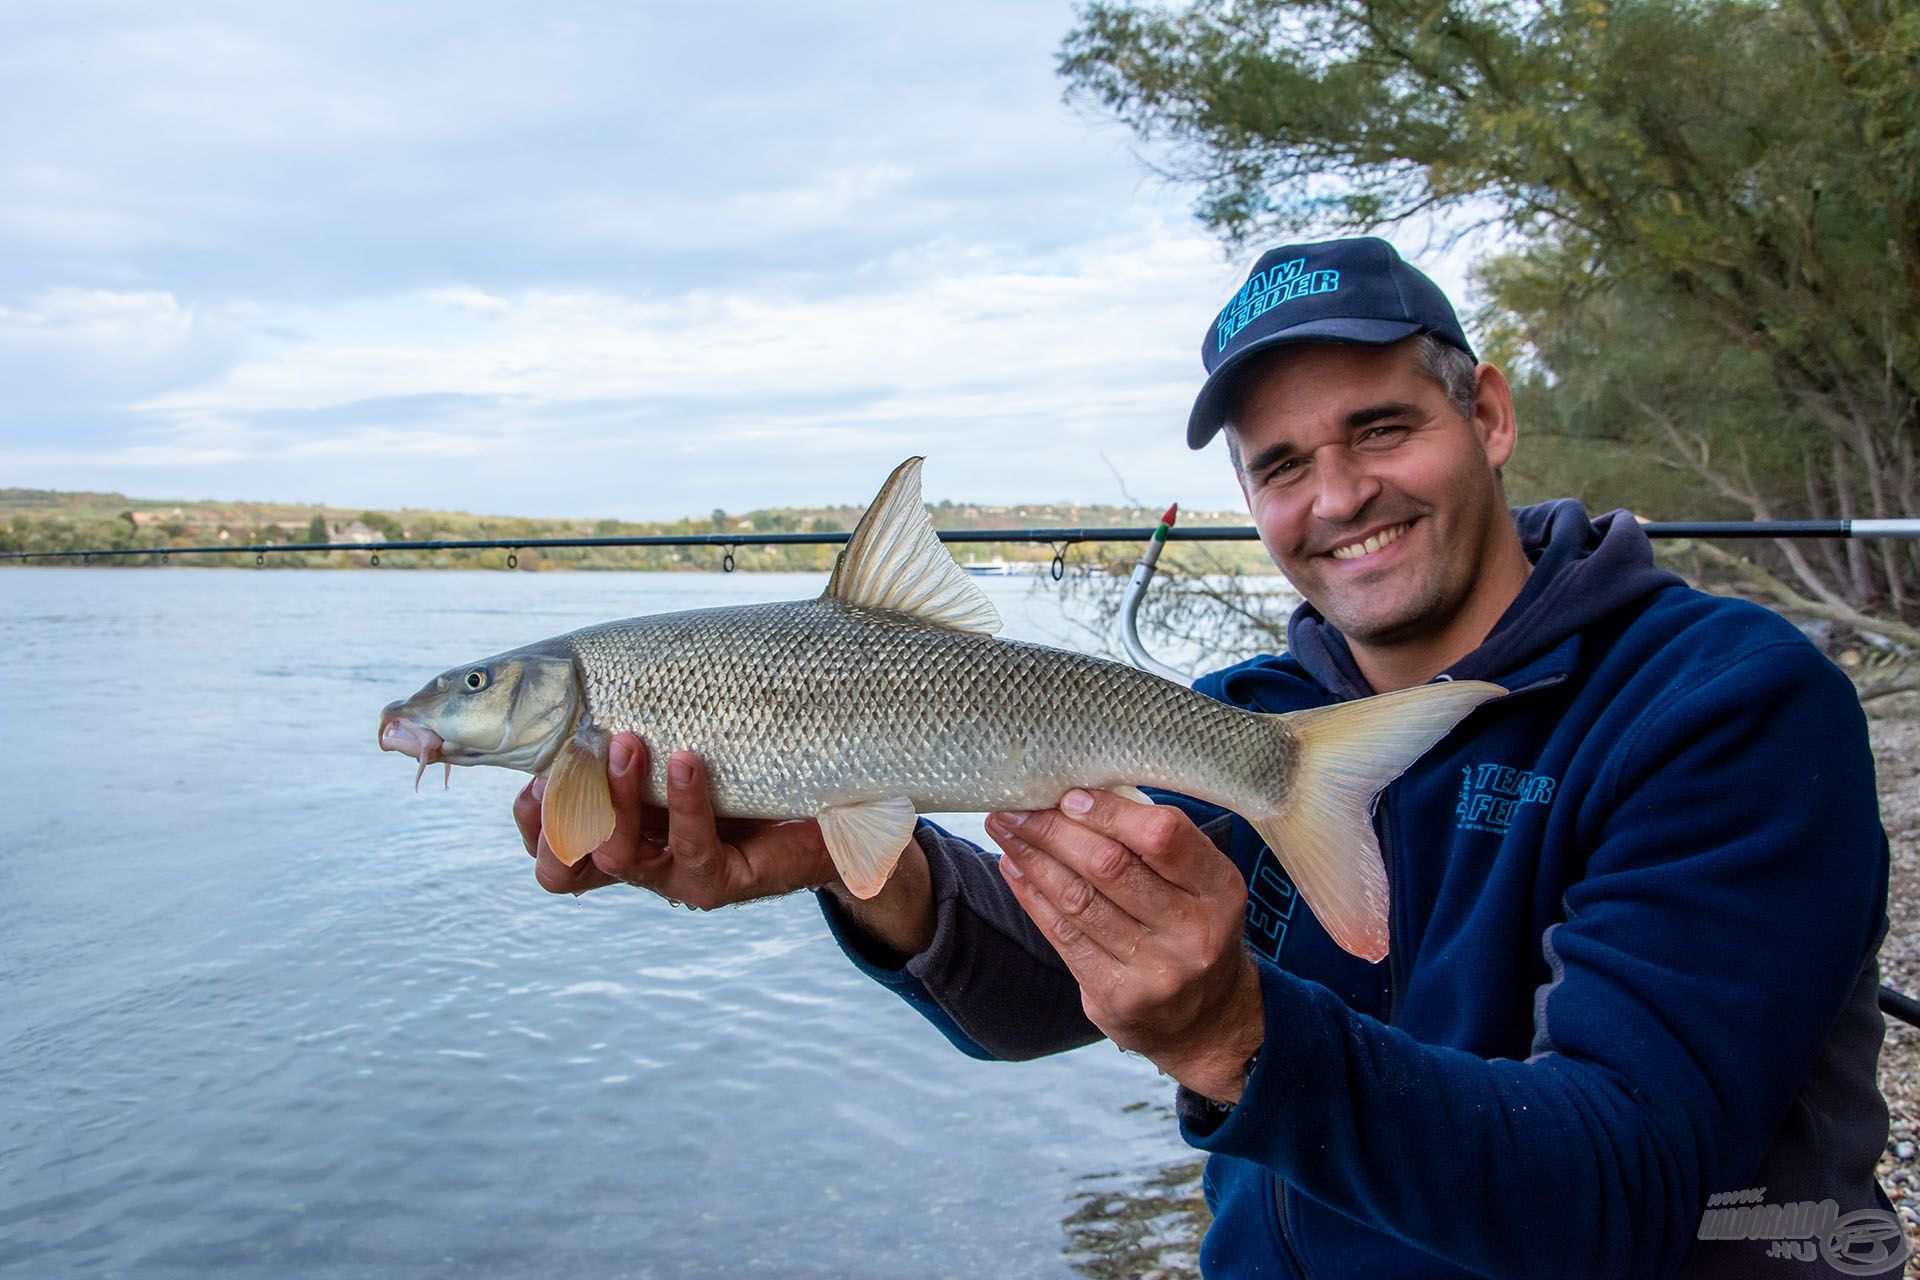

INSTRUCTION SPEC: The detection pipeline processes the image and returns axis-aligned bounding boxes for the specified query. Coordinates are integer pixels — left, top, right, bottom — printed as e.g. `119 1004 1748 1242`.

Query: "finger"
998 851 1120 986
662 751 730 886
1049 789 1226 895
991 799 1180 922
535 829 619 895
589 736 672 885
988 814 1145 958
514 774 548 856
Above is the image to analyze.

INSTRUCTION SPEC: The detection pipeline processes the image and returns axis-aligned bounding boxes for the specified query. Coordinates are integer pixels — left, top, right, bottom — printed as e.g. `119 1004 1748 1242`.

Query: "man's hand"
513 732 837 908
986 789 1264 1103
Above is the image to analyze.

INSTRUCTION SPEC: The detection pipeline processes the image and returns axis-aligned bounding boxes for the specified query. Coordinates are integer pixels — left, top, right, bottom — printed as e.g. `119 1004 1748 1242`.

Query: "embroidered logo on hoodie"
1244 847 1299 961
1454 762 1556 834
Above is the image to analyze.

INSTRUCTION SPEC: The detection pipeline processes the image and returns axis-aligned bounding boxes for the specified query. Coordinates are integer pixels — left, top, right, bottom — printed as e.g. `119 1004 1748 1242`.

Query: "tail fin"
1252 681 1505 963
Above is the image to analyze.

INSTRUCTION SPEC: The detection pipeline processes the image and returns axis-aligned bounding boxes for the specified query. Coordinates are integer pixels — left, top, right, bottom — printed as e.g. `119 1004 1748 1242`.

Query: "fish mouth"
379 707 450 791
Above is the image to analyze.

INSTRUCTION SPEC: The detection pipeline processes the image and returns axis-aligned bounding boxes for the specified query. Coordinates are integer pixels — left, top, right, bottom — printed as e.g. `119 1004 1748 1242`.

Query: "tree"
358 510 404 542
1060 0 1920 625
306 513 329 544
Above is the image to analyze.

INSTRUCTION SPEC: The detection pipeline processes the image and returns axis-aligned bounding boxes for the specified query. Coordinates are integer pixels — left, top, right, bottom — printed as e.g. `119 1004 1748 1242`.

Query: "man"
517 238 1896 1278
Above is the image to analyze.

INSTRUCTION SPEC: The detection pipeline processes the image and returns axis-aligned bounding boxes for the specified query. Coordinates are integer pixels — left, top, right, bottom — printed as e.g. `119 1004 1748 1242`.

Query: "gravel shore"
1867 696 1920 1275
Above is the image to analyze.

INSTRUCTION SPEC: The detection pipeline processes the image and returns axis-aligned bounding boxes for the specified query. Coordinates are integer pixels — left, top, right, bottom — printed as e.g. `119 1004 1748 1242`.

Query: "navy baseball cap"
1186 236 1475 449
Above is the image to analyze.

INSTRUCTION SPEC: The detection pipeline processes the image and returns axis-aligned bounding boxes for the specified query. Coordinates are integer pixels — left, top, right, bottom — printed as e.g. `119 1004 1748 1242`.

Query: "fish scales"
564 598 1293 818
379 456 1505 959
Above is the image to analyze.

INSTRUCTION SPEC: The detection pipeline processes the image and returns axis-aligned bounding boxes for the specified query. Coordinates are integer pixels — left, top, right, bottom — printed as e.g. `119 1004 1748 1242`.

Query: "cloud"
10 2 1495 519
66 219 1246 514
138 227 1218 413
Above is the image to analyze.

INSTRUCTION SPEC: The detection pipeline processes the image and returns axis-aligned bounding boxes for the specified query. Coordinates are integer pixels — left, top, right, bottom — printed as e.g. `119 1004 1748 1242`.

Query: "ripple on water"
3 570 1201 1279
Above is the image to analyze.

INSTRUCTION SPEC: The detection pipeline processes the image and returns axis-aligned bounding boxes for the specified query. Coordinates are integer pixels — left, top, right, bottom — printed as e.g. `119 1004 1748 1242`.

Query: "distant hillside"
0 487 1273 573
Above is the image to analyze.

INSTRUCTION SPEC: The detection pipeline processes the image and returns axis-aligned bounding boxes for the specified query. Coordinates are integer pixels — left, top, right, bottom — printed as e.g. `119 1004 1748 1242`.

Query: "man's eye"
1361 424 1408 443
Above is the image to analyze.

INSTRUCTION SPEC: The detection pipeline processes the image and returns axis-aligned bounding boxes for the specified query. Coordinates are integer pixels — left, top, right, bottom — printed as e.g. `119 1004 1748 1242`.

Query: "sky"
0 1 1479 521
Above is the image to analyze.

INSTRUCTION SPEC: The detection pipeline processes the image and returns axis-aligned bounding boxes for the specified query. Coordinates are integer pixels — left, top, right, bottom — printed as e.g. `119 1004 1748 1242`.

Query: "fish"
378 457 1503 961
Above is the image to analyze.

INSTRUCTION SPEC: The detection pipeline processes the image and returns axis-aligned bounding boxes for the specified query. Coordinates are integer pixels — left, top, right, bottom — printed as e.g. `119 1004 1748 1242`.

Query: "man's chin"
1311 592 1435 646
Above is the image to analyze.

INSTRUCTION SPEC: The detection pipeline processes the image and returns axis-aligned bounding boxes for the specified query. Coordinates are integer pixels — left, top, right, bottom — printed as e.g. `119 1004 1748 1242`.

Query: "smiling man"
1221 335 1533 692
519 238 1899 1278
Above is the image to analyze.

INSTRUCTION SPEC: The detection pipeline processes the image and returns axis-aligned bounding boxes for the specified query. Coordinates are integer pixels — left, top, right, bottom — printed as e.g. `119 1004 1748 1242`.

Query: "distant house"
335 520 382 545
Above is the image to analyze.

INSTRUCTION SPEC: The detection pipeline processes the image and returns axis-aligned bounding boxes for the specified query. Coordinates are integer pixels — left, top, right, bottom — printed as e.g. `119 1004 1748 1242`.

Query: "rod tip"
1160 503 1178 527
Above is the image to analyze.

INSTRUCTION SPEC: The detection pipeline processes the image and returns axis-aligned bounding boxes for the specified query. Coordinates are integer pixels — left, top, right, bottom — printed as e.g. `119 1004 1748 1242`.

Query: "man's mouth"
1327 521 1412 561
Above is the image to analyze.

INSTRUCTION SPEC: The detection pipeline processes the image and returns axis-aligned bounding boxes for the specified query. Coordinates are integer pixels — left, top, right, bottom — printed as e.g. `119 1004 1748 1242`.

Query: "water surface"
1 568 1204 1278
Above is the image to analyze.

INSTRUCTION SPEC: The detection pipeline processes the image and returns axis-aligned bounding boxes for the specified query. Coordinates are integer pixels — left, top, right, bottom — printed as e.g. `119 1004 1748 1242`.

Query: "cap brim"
1185 318 1425 449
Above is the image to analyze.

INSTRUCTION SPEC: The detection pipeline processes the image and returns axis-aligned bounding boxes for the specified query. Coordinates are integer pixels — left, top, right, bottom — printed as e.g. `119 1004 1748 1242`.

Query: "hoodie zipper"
1382 799 1407 1025
1268 670 1567 1279
1272 1176 1316 1278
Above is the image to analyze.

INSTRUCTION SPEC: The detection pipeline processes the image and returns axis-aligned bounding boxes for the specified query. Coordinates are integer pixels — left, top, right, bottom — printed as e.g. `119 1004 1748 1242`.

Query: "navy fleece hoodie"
820 501 1892 1279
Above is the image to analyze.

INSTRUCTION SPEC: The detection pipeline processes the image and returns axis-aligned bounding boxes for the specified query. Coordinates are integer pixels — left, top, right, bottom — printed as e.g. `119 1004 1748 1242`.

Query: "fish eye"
464 669 489 691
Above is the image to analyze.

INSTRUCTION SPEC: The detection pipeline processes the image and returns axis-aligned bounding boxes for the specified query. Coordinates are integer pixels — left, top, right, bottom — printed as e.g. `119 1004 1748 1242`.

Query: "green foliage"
1 487 1259 573
1062 0 1920 622
358 510 405 541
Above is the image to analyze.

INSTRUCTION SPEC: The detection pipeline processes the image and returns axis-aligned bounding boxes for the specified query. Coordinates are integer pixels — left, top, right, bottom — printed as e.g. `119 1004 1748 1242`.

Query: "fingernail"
608 739 634 777
996 810 1031 828
1000 854 1025 881
669 755 693 788
530 775 548 801
1061 790 1093 816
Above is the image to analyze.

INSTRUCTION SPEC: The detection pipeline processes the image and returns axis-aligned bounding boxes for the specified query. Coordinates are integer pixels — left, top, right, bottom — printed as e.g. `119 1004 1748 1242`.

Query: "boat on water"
961 557 1017 576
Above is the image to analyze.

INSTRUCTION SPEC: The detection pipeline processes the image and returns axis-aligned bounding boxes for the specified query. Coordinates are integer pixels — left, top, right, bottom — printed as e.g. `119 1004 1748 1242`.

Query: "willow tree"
1061 0 1920 627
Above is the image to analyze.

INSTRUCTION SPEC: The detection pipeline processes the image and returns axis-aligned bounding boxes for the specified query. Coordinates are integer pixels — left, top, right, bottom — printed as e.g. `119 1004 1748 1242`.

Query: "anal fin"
542 733 614 866
818 796 919 898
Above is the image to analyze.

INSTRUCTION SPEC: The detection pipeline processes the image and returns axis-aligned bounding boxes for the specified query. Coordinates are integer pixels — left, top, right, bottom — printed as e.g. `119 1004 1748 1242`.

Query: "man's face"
1227 339 1515 649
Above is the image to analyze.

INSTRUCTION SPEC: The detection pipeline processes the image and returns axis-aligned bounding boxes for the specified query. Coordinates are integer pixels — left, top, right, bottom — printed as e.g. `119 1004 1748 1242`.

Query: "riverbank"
1867 695 1920 1270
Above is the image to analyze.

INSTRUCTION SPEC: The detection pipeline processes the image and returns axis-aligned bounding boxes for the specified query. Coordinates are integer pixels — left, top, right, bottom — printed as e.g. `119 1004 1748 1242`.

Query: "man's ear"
1471 363 1517 469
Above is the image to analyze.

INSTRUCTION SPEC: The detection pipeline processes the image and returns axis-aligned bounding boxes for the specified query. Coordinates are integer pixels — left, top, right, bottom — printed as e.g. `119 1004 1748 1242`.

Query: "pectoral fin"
541 733 615 866
817 796 918 898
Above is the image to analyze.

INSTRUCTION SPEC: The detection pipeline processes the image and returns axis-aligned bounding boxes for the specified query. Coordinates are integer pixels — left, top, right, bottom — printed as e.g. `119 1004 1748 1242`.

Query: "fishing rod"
9 517 1920 570
11 509 1920 1022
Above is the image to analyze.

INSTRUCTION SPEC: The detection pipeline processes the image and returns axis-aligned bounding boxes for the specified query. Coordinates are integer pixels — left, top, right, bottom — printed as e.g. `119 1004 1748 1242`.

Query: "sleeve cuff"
814 819 965 983
1175 956 1312 1154
814 820 995 1060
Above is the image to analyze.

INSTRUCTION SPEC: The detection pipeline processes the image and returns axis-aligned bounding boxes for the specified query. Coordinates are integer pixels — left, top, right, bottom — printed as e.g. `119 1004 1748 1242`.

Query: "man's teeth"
1330 523 1411 561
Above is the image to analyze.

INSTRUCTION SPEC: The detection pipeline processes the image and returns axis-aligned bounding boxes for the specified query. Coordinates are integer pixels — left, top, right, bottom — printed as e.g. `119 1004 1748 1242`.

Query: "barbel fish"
378 458 1502 960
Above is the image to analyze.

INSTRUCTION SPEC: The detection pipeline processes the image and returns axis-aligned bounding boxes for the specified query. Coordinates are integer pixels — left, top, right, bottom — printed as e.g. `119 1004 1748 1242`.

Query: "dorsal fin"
824 457 1002 635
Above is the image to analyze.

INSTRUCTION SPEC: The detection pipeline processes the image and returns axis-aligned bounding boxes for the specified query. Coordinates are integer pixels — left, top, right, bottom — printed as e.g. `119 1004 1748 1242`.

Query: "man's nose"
1310 452 1380 523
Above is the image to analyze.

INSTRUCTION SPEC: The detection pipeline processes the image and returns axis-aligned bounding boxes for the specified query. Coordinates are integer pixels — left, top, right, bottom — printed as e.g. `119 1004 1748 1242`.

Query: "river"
0 567 1215 1279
